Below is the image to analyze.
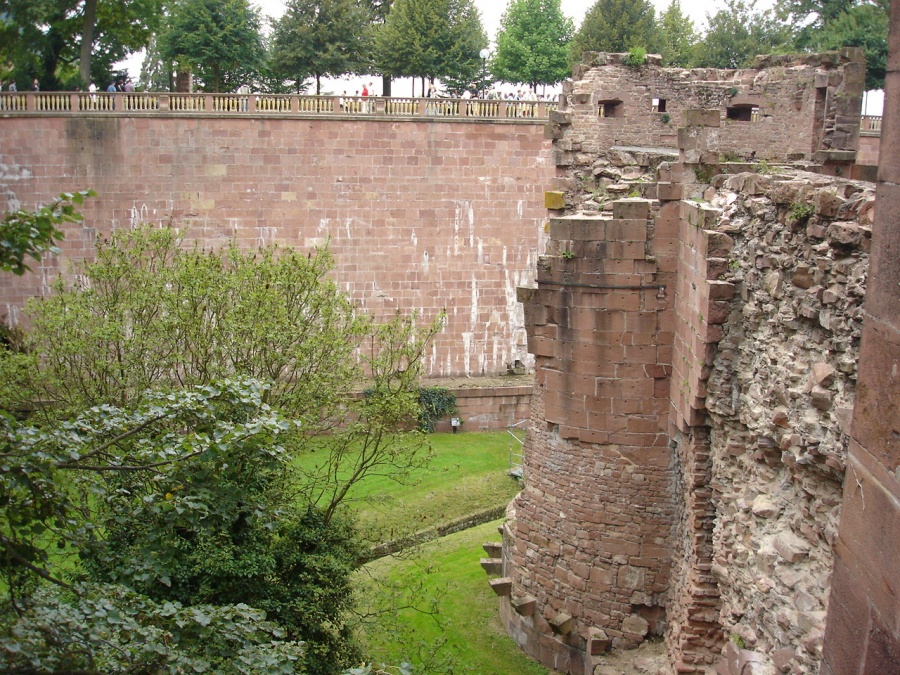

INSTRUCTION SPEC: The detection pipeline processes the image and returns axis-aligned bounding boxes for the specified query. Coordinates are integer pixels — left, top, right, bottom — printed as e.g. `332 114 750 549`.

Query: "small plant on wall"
561 249 575 260
622 46 647 67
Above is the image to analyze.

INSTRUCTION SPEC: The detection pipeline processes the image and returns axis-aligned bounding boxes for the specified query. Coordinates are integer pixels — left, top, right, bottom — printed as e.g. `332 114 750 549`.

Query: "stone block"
482 542 502 557
773 531 810 563
480 557 503 575
850 322 900 465
682 109 721 127
548 612 574 635
866 183 900 321
545 191 567 210
489 577 512 596
610 199 650 222
621 613 649 638
657 182 683 201
512 594 537 616
588 628 611 654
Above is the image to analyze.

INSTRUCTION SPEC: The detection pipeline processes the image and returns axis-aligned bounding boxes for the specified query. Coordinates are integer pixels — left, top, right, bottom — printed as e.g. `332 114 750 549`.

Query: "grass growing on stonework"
356 519 550 675
294 431 524 542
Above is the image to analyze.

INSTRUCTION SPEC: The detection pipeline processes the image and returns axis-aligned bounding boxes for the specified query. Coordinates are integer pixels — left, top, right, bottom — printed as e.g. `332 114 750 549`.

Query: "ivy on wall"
417 387 458 432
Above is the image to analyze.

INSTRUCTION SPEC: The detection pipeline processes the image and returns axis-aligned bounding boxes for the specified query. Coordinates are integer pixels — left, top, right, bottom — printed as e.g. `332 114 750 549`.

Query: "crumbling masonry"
491 48 897 673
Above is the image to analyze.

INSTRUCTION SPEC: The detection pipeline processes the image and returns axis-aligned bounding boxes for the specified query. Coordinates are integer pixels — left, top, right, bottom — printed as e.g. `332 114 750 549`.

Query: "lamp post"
479 48 489 99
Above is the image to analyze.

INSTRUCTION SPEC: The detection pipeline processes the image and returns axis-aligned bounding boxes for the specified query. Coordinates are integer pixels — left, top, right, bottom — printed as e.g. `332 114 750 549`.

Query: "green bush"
622 46 647 67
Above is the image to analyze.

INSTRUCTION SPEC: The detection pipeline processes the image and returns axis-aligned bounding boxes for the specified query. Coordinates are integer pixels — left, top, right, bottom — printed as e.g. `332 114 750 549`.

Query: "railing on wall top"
0 91 557 120
860 115 882 134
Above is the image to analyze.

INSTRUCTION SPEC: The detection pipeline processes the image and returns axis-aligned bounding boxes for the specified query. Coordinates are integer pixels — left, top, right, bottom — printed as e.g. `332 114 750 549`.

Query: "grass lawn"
356 519 549 675
294 431 524 541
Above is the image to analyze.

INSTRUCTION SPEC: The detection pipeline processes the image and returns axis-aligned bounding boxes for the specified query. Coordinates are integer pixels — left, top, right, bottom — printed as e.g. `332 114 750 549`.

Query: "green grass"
294 431 524 541
355 519 549 675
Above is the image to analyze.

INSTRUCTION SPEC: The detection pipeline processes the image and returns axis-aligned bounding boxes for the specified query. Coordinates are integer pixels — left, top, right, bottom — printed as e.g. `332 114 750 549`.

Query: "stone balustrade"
0 91 556 121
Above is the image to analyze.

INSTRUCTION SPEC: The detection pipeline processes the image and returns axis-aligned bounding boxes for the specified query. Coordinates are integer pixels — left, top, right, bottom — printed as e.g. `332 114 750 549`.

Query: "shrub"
622 46 647 67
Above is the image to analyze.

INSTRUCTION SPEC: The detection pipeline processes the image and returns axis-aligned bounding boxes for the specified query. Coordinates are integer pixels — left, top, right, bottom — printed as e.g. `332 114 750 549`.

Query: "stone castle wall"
0 115 553 378
500 51 877 674
551 50 864 166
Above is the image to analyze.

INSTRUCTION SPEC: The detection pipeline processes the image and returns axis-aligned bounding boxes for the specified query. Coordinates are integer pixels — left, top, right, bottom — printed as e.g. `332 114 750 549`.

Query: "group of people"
0 78 39 92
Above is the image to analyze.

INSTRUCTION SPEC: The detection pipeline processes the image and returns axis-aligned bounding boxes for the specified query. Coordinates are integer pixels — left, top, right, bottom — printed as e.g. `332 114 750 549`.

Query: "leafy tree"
159 0 265 92
657 0 697 67
0 583 306 673
776 0 889 91
492 0 574 93
0 380 312 672
271 0 374 95
569 0 657 65
374 0 487 95
814 2 888 91
364 0 396 96
6 226 438 523
693 0 791 69
0 0 162 90
0 191 93 276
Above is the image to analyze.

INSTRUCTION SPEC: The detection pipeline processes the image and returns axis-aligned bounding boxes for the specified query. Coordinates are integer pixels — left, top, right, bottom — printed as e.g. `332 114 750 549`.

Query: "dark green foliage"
374 0 487 88
159 0 265 92
0 0 162 90
657 0 696 67
0 583 305 673
492 0 574 92
271 0 374 95
569 0 657 64
693 0 791 68
814 3 888 91
416 387 458 432
0 191 93 276
0 208 443 672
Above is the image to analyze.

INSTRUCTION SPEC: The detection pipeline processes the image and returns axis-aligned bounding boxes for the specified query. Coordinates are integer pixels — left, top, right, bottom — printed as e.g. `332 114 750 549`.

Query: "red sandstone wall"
856 134 881 165
822 1 900 670
502 200 677 673
0 115 553 378
557 51 864 164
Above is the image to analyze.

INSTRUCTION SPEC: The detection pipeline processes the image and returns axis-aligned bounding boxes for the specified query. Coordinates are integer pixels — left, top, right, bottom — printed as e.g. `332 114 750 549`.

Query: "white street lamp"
479 48 490 99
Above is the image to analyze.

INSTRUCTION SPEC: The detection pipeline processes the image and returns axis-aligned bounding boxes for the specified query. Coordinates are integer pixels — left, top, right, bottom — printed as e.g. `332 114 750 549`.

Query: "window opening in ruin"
726 104 759 122
598 99 622 118
652 98 667 113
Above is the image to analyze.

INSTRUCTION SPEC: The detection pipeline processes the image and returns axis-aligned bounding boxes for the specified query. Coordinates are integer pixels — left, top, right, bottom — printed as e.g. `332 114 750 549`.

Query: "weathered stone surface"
751 495 781 519
773 531 810 563
622 614 650 638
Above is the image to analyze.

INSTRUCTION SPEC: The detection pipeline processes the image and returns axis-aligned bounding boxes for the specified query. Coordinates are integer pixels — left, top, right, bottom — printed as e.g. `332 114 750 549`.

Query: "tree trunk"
79 0 99 87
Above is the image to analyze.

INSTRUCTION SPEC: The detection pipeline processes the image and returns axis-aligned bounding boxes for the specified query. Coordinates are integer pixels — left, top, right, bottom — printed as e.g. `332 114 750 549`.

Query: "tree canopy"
0 0 161 90
374 0 487 92
492 0 574 92
0 218 442 673
776 0 889 90
657 0 696 67
159 0 265 92
271 0 374 95
569 0 657 64
693 0 791 69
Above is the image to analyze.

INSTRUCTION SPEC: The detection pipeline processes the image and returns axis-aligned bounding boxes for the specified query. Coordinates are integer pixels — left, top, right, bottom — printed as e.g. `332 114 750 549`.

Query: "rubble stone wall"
0 115 553 378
